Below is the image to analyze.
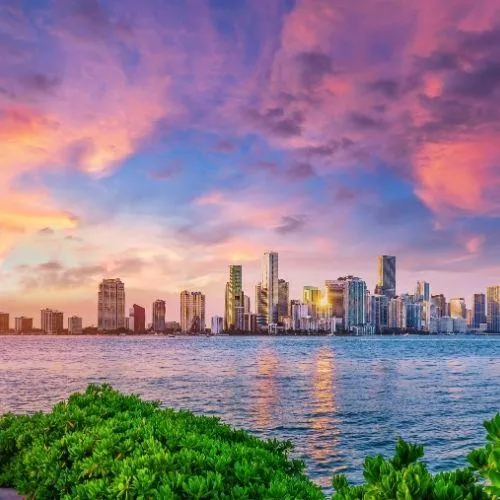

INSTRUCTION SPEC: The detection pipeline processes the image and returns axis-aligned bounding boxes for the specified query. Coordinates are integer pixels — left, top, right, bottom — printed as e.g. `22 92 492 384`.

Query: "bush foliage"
0 385 498 499
0 385 323 499
331 414 500 500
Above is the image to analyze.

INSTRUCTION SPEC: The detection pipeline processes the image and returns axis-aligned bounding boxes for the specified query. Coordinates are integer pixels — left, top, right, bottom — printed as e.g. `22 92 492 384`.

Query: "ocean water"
0 335 499 489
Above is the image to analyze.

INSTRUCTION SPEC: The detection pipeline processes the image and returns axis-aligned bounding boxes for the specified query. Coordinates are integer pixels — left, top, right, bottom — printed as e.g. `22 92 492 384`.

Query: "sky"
1 0 500 325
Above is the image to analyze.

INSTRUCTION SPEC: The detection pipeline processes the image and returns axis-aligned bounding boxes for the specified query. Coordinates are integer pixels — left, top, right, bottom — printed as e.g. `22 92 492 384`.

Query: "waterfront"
0 335 499 490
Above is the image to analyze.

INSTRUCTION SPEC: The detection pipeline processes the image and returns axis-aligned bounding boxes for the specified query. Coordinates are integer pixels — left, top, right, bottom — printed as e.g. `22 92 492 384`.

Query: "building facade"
131 304 146 333
472 293 486 328
278 279 289 322
369 294 388 333
68 316 83 334
449 297 466 319
406 303 422 330
259 251 279 326
377 255 396 298
152 299 166 332
180 290 206 333
41 309 64 334
224 265 244 331
388 297 406 329
98 279 126 331
343 276 367 331
487 286 500 333
415 281 430 301
431 294 446 318
0 313 9 332
15 317 33 333
211 316 223 334
325 279 345 323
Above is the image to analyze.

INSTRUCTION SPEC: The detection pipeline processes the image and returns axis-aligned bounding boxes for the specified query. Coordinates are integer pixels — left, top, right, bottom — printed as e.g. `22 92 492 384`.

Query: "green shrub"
468 413 500 498
0 385 323 499
331 414 500 500
0 385 498 499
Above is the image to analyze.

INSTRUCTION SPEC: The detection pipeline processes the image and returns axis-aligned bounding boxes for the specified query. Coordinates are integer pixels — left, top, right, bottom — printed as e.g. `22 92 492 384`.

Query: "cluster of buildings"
218 253 500 335
1 253 500 335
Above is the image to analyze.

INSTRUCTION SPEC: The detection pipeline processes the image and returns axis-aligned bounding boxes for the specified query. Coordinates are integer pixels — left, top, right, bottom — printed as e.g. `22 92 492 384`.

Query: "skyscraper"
40 309 64 334
325 280 345 320
15 317 33 333
131 304 146 333
472 293 486 328
303 286 321 305
0 312 9 332
431 294 446 318
369 294 388 333
244 295 251 314
415 281 430 301
449 297 466 319
98 279 126 331
180 291 206 333
224 265 244 331
260 251 279 325
487 286 500 333
406 303 422 330
68 316 83 334
377 255 396 298
211 316 223 334
343 276 367 331
152 299 166 332
278 279 289 322
388 297 407 329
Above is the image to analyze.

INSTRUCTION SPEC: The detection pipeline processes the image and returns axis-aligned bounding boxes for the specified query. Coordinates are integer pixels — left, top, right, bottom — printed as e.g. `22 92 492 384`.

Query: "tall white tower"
262 251 279 325
98 279 125 331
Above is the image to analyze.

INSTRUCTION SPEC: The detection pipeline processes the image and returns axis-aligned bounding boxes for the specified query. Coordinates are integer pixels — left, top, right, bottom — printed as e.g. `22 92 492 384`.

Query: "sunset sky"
1 0 500 325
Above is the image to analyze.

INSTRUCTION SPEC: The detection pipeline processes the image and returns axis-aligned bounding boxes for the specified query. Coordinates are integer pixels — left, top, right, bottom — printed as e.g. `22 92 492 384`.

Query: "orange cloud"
415 139 500 214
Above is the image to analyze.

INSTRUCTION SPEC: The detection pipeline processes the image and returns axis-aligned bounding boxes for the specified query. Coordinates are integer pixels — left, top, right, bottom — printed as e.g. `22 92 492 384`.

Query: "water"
0 335 499 490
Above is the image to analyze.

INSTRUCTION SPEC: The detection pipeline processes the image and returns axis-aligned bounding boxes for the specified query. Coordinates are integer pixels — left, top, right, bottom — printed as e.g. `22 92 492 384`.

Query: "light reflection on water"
0 335 499 490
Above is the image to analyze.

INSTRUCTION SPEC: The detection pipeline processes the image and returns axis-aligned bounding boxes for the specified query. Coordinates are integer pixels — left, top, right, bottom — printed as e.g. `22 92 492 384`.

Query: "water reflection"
252 347 280 428
307 347 343 484
0 335 499 490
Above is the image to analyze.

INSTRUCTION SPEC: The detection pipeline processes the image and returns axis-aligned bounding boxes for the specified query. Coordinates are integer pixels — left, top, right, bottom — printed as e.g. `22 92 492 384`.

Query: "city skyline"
0 252 498 331
2 1 500 328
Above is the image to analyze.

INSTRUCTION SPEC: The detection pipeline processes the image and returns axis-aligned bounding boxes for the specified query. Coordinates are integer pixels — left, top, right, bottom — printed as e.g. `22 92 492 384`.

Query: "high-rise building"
415 281 430 301
255 283 266 329
303 286 321 305
98 279 126 331
325 280 345 321
68 316 83 334
224 265 244 331
260 251 279 325
211 316 223 334
244 295 251 314
406 303 422 330
466 308 473 327
487 286 500 333
431 294 446 318
472 293 486 328
0 312 9 331
278 279 289 322
449 297 466 319
152 299 166 332
180 290 206 333
41 309 64 334
243 313 258 332
377 255 396 298
388 297 407 328
343 276 367 331
130 304 146 333
369 294 388 333
15 317 33 333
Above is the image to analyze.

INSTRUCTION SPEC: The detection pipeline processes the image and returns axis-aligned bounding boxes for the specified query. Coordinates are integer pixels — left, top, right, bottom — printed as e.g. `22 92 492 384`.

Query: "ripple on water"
0 335 499 492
